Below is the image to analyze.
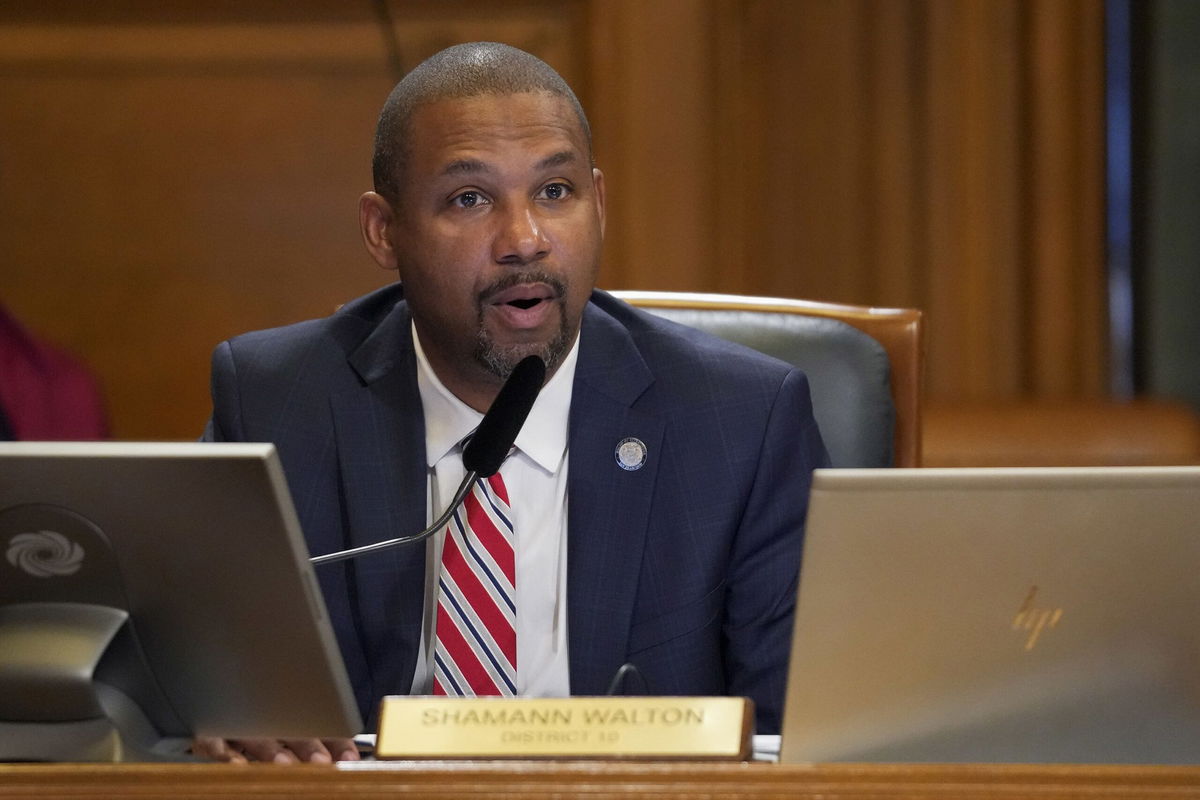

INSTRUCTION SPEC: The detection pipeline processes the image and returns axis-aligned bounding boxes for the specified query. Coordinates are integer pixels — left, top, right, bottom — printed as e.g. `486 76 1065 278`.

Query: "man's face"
386 91 605 402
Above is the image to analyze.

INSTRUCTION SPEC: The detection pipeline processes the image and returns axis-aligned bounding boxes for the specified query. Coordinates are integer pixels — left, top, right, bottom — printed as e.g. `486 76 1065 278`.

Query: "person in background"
0 303 107 440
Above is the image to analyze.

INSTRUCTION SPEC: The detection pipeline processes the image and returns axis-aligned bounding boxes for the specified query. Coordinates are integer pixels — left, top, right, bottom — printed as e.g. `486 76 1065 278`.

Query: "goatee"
473 271 572 379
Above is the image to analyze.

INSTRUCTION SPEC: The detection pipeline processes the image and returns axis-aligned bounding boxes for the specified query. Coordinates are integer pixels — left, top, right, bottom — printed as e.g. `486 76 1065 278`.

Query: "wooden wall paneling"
376 0 589 86
1074 1 1107 397
963 0 1024 400
591 0 1104 405
758 0 874 303
0 1 587 440
711 0 755 295
582 0 623 286
923 0 973 400
0 12 396 440
0 0 1110 438
1025 0 1108 397
586 0 718 293
1028 0 1084 396
711 0 775 298
921 0 1026 400
865 0 921 311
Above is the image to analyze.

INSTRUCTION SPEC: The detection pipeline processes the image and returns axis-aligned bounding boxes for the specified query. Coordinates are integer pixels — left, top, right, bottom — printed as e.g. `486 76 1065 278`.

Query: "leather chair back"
613 291 924 467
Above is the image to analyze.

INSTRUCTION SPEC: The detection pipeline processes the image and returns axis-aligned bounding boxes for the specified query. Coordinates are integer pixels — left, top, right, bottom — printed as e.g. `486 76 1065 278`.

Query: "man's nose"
493 203 549 265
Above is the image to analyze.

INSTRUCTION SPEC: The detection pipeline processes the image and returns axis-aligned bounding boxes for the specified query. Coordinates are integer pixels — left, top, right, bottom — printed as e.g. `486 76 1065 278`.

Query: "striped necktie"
432 472 517 696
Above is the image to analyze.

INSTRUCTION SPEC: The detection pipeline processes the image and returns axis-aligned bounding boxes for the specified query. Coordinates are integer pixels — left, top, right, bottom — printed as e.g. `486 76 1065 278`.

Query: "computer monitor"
0 442 361 762
781 466 1200 764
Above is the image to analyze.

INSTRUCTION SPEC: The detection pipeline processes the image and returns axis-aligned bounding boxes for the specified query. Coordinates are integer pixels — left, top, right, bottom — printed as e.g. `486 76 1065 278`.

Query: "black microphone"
463 354 546 476
311 355 546 566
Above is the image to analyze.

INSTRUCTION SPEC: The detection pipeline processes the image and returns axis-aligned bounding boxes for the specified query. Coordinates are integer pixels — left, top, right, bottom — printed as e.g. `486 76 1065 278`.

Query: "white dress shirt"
409 324 576 696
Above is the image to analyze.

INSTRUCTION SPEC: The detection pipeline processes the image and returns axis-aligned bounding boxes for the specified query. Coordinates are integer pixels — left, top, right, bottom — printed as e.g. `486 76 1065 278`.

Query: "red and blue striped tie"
432 473 517 696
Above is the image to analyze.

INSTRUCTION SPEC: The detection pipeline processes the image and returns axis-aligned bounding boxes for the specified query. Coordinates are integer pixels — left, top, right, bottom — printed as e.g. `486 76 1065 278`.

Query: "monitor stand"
0 602 190 762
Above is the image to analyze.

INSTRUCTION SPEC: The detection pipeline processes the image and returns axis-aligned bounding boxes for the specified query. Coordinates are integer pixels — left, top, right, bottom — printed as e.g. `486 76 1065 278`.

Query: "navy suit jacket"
204 285 828 734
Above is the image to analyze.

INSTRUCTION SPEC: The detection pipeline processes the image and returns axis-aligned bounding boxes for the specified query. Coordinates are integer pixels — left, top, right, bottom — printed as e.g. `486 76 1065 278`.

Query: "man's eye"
540 183 571 201
453 191 484 208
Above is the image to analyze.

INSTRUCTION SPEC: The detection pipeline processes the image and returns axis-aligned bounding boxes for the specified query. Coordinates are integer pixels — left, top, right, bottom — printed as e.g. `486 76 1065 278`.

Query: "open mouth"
484 283 560 331
487 281 559 310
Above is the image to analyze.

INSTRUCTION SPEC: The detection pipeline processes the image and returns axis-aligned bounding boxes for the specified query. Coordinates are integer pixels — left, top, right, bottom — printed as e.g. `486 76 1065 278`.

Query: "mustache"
477 271 567 304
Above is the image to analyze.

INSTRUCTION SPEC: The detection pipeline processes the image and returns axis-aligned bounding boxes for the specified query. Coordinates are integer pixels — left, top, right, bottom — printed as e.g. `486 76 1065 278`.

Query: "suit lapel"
325 292 667 697
330 301 428 695
567 303 664 694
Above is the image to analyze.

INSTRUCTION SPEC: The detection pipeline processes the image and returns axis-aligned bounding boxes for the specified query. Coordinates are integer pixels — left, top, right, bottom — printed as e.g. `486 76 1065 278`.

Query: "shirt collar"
414 323 577 475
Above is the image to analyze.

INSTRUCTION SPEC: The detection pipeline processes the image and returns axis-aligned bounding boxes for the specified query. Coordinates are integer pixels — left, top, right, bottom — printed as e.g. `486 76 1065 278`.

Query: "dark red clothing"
0 305 108 440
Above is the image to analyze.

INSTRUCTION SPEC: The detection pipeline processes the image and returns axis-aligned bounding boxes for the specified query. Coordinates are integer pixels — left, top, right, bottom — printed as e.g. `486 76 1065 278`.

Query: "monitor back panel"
0 442 361 739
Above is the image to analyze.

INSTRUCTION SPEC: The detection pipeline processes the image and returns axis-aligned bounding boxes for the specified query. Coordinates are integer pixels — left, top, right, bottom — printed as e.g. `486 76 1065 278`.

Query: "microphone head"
462 355 546 477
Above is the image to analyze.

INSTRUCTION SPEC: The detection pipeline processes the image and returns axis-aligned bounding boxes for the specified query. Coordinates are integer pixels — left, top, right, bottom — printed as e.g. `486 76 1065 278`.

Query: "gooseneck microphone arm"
309 471 477 565
310 355 546 567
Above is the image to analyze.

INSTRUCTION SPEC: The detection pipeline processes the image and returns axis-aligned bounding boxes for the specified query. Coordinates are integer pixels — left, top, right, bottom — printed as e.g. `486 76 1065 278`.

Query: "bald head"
372 42 592 204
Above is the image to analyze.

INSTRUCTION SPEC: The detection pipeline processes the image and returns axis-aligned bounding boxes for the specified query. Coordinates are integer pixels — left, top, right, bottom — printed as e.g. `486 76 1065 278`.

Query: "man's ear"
592 167 606 236
359 191 399 271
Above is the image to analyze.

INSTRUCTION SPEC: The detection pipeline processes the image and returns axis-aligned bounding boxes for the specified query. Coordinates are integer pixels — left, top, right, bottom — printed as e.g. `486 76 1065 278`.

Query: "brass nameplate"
375 696 753 760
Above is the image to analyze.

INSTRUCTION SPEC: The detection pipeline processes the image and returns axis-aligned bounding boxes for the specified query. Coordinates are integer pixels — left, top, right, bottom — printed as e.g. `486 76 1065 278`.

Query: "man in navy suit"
197 42 827 762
